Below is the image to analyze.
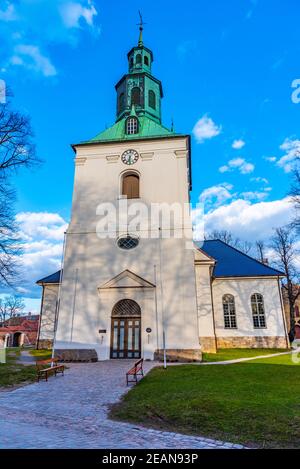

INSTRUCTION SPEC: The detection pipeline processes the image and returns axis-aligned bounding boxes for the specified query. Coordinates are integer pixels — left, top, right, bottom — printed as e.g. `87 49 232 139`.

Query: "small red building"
0 314 40 348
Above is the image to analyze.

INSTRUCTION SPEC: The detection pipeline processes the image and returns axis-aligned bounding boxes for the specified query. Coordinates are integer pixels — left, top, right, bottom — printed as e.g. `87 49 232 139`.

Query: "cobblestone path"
0 361 244 449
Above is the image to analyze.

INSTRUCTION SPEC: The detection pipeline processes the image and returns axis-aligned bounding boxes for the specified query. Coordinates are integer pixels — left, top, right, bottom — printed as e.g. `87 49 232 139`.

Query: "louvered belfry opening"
122 173 139 199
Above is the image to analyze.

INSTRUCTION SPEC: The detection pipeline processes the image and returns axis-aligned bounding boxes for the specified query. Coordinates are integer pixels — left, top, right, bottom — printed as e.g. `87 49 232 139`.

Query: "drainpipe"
154 264 159 351
36 287 45 350
278 277 290 349
209 267 218 352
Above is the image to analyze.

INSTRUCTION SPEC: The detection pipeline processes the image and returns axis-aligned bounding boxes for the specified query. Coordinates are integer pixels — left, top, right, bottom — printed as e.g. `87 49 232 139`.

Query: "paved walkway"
0 360 244 449
16 350 36 366
191 348 300 366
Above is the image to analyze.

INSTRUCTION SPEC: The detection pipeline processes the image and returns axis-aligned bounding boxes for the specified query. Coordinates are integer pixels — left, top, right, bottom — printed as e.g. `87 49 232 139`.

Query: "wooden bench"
126 358 144 385
36 358 65 382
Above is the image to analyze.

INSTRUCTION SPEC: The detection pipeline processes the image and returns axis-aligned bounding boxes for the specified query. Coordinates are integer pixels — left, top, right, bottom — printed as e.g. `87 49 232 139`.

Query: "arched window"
112 299 141 317
126 117 138 135
118 92 125 113
148 90 156 110
122 172 140 199
251 293 266 328
144 56 149 66
131 87 141 106
130 57 134 69
222 294 237 329
136 54 142 65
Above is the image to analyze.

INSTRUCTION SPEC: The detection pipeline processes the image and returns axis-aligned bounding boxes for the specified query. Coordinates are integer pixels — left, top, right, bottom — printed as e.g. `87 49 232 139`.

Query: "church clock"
121 149 139 165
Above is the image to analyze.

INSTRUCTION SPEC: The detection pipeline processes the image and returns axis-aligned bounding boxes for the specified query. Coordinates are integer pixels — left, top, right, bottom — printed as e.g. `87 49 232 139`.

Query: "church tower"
115 23 162 125
54 20 201 362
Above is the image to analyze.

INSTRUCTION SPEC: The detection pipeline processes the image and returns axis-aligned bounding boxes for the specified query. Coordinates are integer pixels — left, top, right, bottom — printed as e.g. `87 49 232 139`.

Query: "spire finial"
137 11 146 46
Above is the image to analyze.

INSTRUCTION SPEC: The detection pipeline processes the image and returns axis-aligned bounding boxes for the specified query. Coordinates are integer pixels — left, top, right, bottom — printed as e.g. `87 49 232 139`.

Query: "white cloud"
0 212 68 298
251 177 269 184
11 45 57 77
199 183 233 208
232 139 245 150
193 197 294 241
264 156 277 162
219 157 254 174
240 191 268 201
192 115 222 143
1 1 100 77
0 1 17 21
60 0 98 29
16 212 67 241
277 138 300 173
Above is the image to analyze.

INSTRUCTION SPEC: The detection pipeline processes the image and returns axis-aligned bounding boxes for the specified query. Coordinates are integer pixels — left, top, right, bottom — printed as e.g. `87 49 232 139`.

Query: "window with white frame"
126 117 138 135
222 294 237 329
251 293 266 328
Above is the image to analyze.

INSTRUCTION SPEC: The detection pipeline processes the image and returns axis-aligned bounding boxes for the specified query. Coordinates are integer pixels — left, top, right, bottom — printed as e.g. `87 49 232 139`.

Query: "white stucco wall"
55 136 200 360
212 277 287 340
194 257 215 338
39 284 58 343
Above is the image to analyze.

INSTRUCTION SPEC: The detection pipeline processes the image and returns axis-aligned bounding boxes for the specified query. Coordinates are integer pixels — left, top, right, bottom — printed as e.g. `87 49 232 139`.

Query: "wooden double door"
110 317 141 359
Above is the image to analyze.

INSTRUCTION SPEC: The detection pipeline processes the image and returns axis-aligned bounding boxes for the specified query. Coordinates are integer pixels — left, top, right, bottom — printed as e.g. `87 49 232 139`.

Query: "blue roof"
199 240 284 278
37 240 284 285
36 270 61 284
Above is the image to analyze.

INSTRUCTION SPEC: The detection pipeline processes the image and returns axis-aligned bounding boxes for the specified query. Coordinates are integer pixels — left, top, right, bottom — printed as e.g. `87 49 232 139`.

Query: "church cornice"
71 134 190 151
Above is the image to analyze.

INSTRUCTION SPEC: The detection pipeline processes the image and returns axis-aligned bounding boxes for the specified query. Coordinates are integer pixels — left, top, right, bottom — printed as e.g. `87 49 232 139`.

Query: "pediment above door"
99 269 155 290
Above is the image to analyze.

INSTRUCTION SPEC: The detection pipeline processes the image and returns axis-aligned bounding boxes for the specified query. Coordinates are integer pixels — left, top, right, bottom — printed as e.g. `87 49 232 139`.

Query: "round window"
117 236 139 250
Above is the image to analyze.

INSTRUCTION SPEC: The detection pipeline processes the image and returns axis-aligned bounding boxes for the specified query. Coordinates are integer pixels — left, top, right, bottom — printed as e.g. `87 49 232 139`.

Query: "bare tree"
206 229 252 254
0 185 21 286
0 89 39 286
0 295 25 325
206 229 238 246
256 240 267 263
290 162 300 233
239 240 253 255
271 226 300 342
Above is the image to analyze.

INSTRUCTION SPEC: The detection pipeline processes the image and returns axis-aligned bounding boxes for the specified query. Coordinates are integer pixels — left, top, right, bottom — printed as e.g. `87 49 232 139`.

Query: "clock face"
121 149 139 165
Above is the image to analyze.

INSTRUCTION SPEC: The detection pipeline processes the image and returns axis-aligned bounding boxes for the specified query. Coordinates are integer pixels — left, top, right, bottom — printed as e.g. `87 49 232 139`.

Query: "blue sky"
0 0 299 309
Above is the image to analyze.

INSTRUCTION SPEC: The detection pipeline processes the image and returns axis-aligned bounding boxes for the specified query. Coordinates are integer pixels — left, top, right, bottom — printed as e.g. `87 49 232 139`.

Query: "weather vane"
137 11 146 46
137 11 146 29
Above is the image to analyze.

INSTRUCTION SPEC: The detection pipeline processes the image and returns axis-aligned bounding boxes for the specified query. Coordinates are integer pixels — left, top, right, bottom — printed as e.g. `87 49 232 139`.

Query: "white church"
37 27 289 362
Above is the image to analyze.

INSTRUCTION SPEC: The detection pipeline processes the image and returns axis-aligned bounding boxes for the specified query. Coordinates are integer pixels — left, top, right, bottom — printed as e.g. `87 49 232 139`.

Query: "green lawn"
0 348 37 388
111 353 300 448
29 348 52 360
202 348 288 362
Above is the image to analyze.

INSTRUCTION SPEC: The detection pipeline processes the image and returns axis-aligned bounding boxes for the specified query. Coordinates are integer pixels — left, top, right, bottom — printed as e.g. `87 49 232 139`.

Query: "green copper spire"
137 11 145 46
114 15 163 124
79 17 178 146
